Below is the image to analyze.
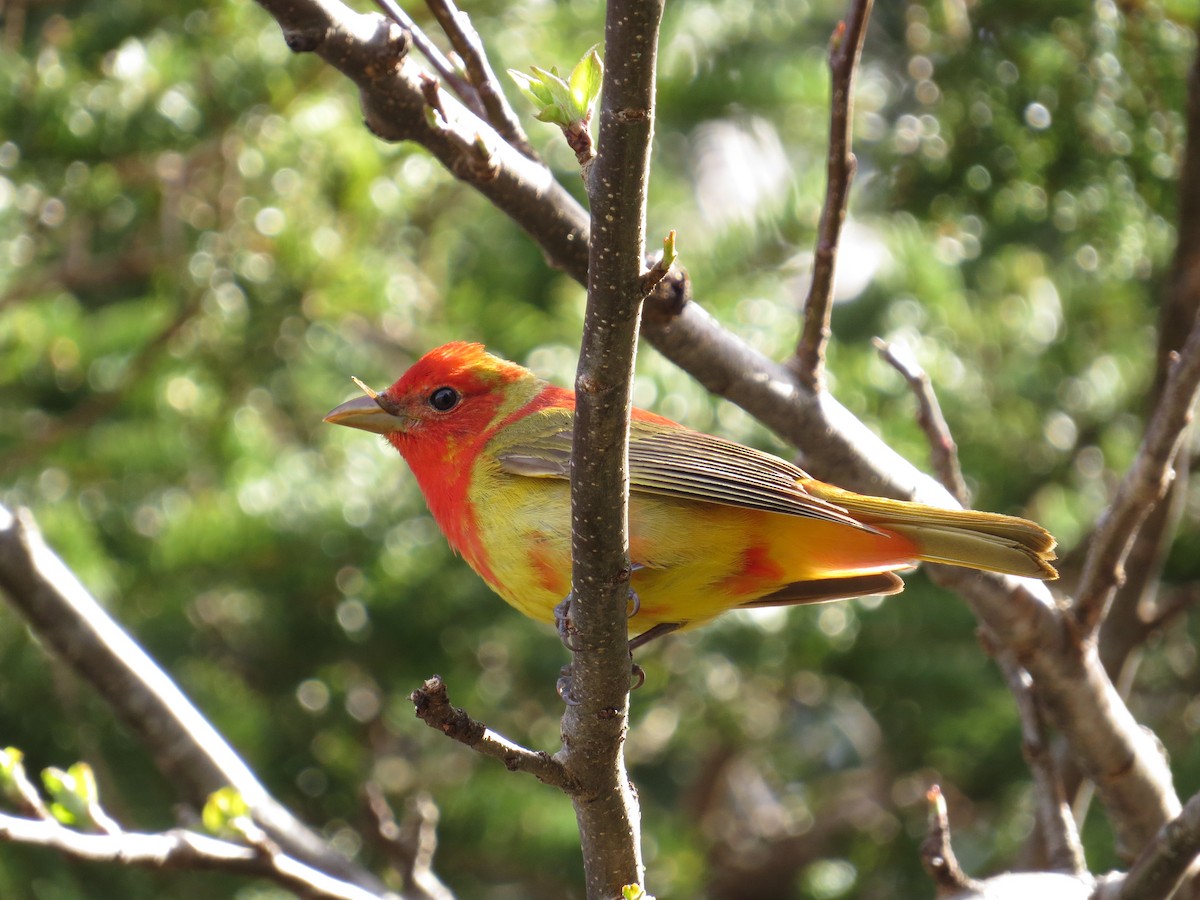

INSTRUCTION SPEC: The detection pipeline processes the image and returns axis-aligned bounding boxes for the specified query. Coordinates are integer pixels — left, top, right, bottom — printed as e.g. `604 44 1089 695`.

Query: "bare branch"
556 0 665 892
0 812 390 900
872 337 970 507
921 786 983 897
409 677 575 790
371 0 482 116
1090 791 1200 899
793 0 874 388
1073 319 1200 636
991 645 1087 875
364 785 454 900
423 0 537 159
1075 45 1200 643
0 505 391 895
256 0 589 271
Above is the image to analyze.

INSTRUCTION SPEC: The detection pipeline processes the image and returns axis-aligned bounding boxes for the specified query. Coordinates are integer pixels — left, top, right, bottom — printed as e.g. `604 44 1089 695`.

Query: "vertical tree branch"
793 0 874 389
559 0 664 895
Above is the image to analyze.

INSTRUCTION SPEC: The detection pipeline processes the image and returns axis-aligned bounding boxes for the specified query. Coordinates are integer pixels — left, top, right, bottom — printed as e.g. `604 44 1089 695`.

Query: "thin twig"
364 785 454 900
371 0 483 116
920 786 983 897
640 229 677 297
1074 37 1200 738
872 337 970 507
410 677 576 791
1074 318 1200 637
0 812 389 900
793 0 875 389
990 644 1087 875
423 0 537 159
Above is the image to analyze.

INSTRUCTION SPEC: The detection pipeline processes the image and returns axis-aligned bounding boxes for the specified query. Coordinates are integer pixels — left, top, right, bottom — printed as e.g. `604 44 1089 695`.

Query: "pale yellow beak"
324 395 407 435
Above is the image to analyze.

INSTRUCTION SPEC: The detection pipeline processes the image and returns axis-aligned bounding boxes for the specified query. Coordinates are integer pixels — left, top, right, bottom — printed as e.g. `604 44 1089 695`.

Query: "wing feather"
494 421 876 533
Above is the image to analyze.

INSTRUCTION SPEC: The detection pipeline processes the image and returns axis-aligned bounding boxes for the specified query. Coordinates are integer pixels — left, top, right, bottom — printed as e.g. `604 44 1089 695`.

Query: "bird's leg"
626 563 644 620
557 566 649 701
557 665 582 706
629 621 682 652
626 620 684 692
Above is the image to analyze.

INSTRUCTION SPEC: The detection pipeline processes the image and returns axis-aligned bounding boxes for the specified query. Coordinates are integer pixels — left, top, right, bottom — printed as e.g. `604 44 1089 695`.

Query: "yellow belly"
465 462 917 633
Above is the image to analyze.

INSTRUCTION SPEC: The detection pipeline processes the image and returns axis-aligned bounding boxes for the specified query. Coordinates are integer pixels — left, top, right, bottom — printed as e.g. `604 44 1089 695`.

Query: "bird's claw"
554 594 582 652
557 664 582 705
630 662 645 691
556 574 646 699
627 587 641 619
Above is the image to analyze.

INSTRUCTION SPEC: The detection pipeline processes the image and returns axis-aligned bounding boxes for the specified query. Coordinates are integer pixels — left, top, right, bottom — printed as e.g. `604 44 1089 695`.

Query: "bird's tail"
803 481 1058 580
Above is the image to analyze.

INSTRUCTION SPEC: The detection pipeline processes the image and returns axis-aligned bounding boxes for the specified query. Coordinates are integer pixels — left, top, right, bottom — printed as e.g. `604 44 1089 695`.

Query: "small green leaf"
0 747 27 802
568 45 603 116
42 763 96 827
202 786 250 839
507 69 554 108
622 886 655 900
509 45 604 131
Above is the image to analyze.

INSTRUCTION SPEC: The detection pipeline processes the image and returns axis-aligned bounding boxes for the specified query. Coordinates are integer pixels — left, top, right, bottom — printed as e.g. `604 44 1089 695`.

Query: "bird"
325 341 1057 648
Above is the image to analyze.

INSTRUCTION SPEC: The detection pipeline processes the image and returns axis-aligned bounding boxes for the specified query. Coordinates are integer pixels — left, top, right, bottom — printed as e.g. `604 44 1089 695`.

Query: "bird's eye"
428 386 460 412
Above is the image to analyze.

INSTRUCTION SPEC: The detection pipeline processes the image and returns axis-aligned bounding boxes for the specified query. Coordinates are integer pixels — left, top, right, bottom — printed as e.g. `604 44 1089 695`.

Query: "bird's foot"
556 578 641 652
557 661 644 704
626 586 641 619
554 594 582 652
630 661 646 690
557 664 582 706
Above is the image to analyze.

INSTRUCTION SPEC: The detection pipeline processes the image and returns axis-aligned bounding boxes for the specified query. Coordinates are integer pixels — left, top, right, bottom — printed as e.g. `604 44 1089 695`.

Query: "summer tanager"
325 342 1056 645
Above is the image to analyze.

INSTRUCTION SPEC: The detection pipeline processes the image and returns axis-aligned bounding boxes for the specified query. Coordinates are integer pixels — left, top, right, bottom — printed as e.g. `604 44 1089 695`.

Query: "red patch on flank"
720 543 785 599
526 537 570 597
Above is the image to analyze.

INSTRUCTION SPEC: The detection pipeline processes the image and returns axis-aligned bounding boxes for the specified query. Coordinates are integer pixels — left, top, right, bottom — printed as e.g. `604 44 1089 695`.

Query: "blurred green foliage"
0 0 1194 897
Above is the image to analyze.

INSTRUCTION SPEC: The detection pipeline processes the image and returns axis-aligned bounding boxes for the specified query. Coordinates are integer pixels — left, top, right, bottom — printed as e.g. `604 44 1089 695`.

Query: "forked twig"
372 0 483 115
424 0 537 159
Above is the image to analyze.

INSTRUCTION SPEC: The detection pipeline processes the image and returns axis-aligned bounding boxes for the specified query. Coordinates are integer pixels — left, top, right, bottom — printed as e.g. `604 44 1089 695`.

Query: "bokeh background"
0 0 1196 896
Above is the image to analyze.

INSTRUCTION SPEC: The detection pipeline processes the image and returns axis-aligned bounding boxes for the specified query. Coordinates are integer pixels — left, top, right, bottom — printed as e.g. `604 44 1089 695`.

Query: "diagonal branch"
793 0 874 389
410 676 575 790
873 336 969 506
423 0 537 159
372 0 482 116
1072 314 1200 637
0 505 395 896
1091 790 1200 899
